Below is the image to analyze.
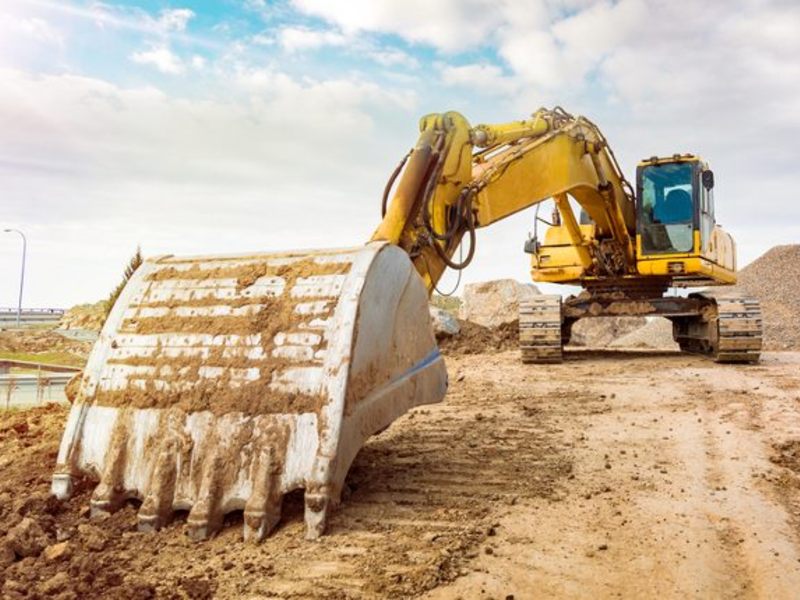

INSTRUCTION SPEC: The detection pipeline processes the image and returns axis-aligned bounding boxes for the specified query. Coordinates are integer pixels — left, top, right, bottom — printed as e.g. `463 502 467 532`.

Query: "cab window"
639 162 695 254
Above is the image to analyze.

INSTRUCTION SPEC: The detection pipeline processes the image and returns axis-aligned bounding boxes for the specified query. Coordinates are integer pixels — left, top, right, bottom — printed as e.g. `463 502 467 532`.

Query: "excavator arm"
372 107 637 292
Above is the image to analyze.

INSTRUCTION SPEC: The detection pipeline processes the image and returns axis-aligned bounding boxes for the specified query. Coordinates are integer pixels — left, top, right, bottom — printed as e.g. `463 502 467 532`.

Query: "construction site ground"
3 347 800 599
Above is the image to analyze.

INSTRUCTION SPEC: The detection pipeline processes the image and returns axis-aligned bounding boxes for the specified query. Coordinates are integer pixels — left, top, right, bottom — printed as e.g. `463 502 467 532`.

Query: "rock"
7 517 51 558
77 523 107 551
429 306 460 337
3 579 27 598
460 279 540 328
40 571 69 595
43 541 71 562
0 539 15 566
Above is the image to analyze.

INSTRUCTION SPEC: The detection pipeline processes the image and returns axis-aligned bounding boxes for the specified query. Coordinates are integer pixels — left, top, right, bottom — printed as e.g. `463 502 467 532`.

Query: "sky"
1 0 799 307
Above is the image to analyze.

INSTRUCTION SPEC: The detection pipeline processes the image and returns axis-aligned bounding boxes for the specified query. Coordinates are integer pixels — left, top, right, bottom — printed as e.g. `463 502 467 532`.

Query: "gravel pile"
569 317 647 348
609 318 678 350
718 245 800 350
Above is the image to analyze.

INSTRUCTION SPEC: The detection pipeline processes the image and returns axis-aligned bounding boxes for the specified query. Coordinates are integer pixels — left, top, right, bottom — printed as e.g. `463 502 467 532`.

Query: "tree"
105 246 143 319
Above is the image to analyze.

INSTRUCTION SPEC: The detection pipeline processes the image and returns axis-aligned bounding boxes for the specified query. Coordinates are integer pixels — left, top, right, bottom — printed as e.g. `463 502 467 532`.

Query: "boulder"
429 306 461 338
460 279 540 328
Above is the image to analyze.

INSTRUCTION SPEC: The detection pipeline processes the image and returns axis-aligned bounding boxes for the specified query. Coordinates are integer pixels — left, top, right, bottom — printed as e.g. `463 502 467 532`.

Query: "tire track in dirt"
0 353 573 599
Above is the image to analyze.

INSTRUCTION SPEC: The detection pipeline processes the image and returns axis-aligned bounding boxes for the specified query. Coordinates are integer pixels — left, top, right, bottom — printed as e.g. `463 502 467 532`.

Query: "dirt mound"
0 405 156 599
460 279 540 328
609 317 678 350
771 440 800 474
716 245 800 350
0 330 91 366
59 302 107 332
569 317 648 348
437 319 519 355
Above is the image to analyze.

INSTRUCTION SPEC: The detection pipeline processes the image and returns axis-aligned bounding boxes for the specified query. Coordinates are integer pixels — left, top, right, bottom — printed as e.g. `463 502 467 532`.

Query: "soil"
0 330 92 366
2 348 800 598
435 319 519 354
59 302 107 332
89 257 351 415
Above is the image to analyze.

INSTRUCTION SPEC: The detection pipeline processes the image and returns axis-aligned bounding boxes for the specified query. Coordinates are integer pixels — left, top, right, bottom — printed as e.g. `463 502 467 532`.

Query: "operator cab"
635 155 715 256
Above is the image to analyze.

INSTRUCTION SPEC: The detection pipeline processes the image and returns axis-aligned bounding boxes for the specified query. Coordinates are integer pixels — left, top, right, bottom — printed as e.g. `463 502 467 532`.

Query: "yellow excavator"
51 107 761 543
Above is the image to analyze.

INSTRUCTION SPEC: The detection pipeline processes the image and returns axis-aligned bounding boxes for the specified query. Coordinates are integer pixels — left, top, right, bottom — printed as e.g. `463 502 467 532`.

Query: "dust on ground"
3 349 800 599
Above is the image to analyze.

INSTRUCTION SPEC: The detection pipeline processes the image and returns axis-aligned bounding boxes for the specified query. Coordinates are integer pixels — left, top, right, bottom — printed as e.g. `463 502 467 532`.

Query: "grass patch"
0 352 86 368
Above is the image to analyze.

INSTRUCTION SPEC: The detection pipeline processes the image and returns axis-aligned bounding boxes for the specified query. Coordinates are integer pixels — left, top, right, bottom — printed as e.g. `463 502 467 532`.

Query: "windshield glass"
640 162 695 253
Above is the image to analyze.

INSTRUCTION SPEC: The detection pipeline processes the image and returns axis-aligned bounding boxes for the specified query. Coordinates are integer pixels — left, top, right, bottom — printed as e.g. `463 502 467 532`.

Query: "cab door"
698 169 715 257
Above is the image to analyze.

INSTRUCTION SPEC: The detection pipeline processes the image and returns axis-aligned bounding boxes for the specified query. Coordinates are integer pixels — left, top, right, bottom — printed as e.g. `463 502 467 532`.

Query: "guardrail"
0 308 65 315
0 308 65 325
0 359 81 409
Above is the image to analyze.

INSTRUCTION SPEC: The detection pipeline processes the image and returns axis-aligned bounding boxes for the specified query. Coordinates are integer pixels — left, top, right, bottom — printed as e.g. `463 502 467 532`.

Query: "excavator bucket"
51 242 447 541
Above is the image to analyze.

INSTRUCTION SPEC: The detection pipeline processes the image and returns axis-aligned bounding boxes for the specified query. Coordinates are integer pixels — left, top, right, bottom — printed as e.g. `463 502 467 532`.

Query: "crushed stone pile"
713 245 800 350
568 317 648 348
59 302 107 332
459 279 540 328
609 318 678 350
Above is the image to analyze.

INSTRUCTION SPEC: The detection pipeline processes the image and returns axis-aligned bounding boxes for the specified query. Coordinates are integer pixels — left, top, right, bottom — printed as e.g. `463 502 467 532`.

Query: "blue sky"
1 0 799 307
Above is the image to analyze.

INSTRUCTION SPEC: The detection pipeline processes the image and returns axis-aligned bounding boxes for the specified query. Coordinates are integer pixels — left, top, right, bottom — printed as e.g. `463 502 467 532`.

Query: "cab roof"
638 154 708 169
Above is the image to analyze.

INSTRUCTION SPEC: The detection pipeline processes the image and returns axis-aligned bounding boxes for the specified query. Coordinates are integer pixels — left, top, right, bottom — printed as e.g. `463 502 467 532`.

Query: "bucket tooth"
51 242 448 542
90 411 131 518
304 487 332 540
138 436 180 532
242 447 283 542
186 448 225 541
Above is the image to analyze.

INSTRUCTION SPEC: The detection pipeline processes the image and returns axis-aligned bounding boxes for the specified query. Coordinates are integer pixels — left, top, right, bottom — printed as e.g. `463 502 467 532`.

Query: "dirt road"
2 349 800 599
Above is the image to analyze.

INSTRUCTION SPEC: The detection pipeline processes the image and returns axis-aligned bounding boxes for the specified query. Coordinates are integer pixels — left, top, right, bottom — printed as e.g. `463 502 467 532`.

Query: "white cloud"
291 0 505 52
370 49 419 69
0 67 419 305
0 14 63 47
277 26 348 52
440 63 518 95
2 0 799 307
130 45 185 74
156 8 195 33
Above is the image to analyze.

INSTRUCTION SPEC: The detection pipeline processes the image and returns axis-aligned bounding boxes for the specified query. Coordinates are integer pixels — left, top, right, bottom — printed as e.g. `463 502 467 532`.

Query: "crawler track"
519 296 563 364
714 296 763 363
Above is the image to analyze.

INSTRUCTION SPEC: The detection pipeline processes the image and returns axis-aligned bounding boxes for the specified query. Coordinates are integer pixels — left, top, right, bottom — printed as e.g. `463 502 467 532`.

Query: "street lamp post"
3 229 26 328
